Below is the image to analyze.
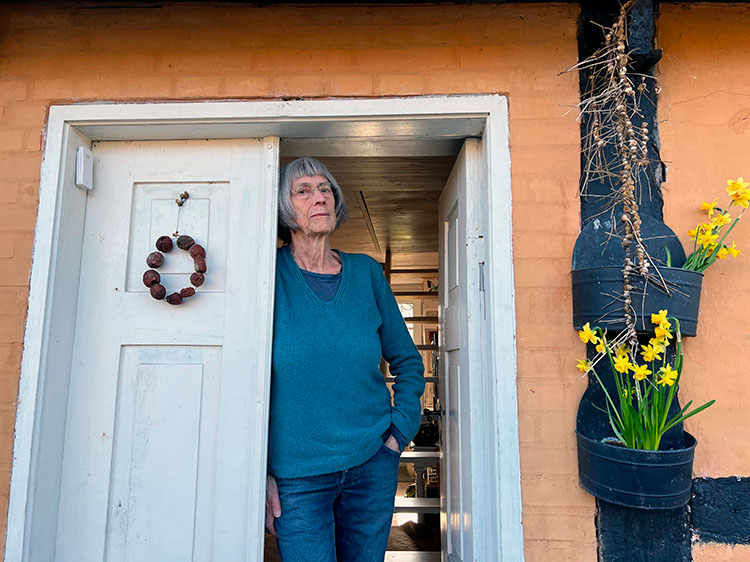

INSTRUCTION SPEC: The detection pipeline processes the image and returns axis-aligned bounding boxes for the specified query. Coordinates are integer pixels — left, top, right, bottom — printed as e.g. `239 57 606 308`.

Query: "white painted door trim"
7 95 523 562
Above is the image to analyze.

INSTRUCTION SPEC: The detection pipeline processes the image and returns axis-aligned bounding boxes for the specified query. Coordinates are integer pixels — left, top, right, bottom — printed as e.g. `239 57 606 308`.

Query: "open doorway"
264 147 456 561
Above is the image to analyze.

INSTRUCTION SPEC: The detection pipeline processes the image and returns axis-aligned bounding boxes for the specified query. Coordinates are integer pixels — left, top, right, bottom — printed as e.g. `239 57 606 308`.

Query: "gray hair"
278 157 349 244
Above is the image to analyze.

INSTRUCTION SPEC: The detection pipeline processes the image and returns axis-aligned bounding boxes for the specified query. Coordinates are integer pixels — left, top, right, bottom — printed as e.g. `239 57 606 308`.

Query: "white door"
54 139 279 562
439 139 485 562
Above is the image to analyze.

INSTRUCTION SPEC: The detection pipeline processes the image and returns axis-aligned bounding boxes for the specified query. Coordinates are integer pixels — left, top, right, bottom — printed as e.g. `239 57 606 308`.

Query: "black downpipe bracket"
575 2 693 561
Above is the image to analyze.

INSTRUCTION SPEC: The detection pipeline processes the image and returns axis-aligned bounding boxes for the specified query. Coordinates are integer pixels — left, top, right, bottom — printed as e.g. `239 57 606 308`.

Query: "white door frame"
7 95 523 562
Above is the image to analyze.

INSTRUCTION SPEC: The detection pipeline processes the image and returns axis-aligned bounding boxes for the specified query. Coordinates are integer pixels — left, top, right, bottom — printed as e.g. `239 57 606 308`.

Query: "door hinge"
479 261 485 292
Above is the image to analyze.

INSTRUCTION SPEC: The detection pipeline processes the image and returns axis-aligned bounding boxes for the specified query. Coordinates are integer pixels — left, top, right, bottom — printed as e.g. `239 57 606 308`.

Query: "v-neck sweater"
268 245 425 478
299 268 341 301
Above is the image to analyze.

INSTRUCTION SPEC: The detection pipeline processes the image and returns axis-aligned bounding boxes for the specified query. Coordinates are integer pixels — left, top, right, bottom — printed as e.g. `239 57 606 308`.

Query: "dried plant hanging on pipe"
566 0 664 345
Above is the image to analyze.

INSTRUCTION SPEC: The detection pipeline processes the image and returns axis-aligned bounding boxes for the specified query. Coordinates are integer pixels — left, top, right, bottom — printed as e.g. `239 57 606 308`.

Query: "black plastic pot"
572 266 703 336
576 431 697 509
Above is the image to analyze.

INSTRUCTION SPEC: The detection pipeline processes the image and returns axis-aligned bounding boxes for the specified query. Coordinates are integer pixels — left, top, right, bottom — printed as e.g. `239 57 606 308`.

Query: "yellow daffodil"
711 212 732 227
596 340 606 353
578 322 600 345
701 198 718 216
728 241 740 257
727 177 749 190
576 359 592 373
657 365 679 387
649 336 670 349
727 177 750 208
632 363 652 381
654 324 673 342
613 354 632 374
696 229 719 248
640 344 662 362
651 309 668 326
688 223 710 240
716 247 730 260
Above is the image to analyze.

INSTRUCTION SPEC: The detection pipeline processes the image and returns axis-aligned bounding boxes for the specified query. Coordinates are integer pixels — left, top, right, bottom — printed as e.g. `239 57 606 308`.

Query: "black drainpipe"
576 1 750 559
576 2 692 561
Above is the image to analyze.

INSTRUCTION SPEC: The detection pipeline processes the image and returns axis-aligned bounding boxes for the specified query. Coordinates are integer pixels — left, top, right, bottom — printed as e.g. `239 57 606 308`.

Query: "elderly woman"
265 157 425 561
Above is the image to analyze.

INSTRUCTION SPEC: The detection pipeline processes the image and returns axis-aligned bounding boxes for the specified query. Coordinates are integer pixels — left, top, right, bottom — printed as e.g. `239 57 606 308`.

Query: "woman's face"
290 174 336 238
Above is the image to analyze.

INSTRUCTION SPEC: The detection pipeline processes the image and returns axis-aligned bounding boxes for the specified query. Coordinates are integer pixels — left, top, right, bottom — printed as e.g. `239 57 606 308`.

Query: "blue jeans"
274 443 400 562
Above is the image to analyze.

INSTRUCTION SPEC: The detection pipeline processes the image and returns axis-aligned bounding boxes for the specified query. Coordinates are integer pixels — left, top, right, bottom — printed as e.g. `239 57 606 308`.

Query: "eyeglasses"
291 182 334 199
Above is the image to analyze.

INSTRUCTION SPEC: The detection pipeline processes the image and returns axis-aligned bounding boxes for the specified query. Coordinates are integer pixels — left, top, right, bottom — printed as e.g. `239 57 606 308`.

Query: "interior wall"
0 3 587 560
658 5 750 561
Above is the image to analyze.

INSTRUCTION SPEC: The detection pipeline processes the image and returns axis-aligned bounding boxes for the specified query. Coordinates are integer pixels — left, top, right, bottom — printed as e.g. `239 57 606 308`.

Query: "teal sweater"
268 246 425 478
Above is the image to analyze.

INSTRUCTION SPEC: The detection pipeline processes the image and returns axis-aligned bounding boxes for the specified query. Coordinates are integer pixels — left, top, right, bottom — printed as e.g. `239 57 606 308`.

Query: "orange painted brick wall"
659 5 750 561
0 3 590 560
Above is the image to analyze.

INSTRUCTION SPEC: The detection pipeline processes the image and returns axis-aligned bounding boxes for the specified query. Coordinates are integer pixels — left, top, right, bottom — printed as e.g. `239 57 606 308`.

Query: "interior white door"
438 139 484 562
54 139 278 562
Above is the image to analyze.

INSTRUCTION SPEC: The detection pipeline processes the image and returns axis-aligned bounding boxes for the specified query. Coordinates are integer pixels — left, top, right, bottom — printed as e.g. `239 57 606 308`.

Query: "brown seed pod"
193 256 207 273
146 251 164 268
165 292 183 305
142 269 161 287
190 272 205 287
189 244 205 259
180 287 196 298
155 235 173 252
150 284 166 300
176 235 195 250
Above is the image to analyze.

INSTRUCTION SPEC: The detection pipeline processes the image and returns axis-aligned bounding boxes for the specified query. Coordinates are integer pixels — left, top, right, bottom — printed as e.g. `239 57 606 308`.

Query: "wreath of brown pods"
142 234 207 305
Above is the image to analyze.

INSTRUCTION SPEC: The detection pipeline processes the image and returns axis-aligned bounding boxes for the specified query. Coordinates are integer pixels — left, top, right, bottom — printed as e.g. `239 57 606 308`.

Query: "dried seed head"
165 292 183 305
146 252 164 269
150 284 166 300
176 235 195 250
142 269 160 288
155 236 173 252
189 244 206 259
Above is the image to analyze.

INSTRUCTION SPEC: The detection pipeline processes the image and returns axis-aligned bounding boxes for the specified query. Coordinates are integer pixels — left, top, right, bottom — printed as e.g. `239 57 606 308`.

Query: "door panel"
54 139 278 562
124 181 229 293
439 139 483 562
105 346 221 562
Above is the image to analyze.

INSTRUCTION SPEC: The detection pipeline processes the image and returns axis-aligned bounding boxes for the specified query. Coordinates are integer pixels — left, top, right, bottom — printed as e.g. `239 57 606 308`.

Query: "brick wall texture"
659 5 750 561
0 2 593 560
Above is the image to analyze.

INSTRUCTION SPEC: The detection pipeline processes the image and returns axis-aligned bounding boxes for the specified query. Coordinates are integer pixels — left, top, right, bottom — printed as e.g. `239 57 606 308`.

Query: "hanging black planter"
572 266 703 336
576 431 697 509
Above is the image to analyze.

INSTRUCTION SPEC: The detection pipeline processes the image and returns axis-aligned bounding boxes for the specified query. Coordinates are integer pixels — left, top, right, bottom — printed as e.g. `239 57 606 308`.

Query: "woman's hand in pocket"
265 475 282 536
384 434 401 454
